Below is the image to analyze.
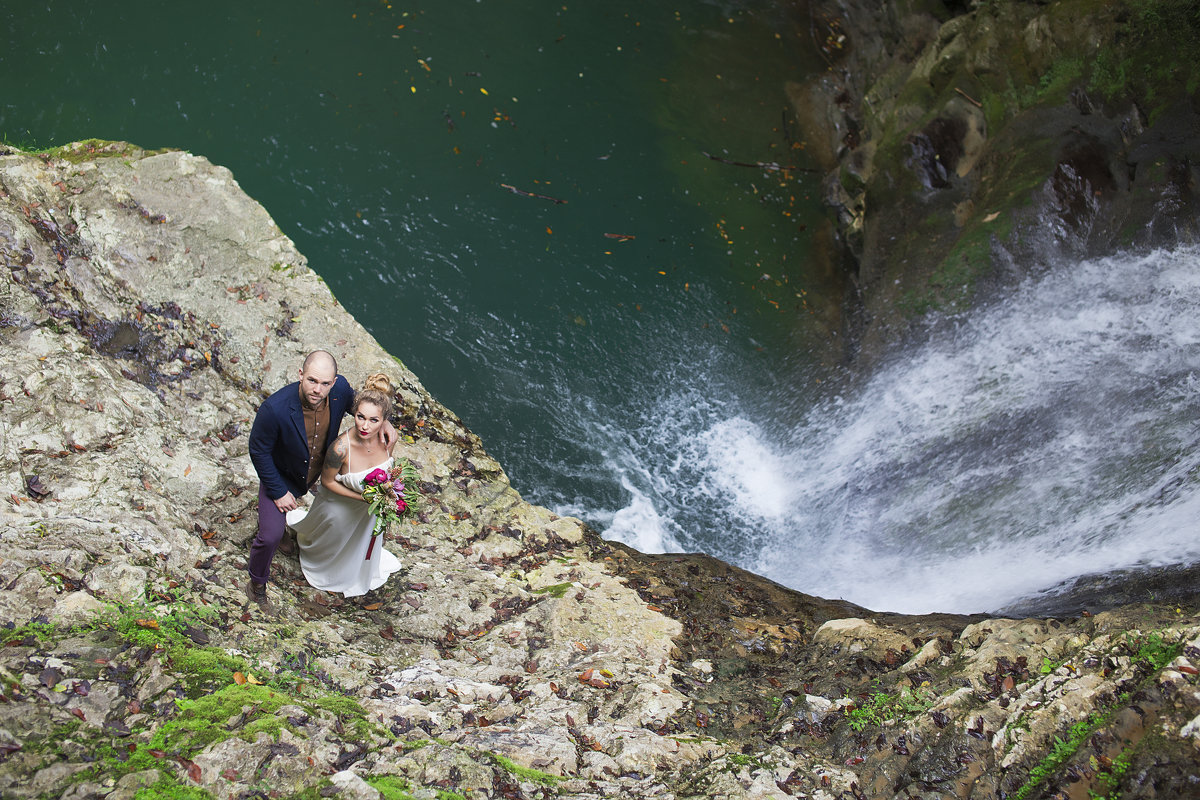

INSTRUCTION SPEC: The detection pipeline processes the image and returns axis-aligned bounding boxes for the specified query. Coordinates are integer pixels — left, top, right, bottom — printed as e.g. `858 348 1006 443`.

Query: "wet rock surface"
1 143 1199 799
798 0 1200 359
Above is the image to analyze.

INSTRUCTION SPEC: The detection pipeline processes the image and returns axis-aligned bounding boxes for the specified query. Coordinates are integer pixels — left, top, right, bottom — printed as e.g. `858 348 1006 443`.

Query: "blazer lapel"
287 390 307 452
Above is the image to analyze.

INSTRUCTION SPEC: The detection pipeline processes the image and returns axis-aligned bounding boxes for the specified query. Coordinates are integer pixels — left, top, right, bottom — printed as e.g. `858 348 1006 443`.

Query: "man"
246 350 388 611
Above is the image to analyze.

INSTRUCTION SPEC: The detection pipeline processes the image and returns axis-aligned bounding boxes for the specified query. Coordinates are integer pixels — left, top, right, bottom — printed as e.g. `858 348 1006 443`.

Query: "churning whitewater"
583 245 1200 614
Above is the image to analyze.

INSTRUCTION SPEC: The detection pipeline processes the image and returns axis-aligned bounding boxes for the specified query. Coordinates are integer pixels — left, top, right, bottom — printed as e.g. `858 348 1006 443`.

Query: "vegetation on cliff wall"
803 0 1200 354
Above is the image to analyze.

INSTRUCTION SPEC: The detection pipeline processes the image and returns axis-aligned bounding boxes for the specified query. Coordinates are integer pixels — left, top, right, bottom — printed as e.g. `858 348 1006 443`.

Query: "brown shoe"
245 580 276 615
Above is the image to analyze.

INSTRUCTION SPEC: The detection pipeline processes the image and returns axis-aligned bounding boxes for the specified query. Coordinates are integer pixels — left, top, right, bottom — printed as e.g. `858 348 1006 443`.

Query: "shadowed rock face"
1 143 1199 799
799 0 1200 359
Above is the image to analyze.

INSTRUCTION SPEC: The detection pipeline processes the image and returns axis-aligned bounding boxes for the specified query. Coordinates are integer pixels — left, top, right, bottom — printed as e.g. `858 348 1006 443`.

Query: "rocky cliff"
1 142 1198 800
794 0 1200 358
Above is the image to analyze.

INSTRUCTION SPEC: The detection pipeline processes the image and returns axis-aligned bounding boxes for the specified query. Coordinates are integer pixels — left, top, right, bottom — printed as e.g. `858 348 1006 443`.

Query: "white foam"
565 246 1200 612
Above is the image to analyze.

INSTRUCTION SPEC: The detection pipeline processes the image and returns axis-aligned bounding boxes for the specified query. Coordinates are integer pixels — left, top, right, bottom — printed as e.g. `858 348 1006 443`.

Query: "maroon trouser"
247 483 312 584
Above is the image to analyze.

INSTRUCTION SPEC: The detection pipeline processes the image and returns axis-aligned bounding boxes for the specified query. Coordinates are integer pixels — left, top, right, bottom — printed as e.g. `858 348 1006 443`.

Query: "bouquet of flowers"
361 459 420 559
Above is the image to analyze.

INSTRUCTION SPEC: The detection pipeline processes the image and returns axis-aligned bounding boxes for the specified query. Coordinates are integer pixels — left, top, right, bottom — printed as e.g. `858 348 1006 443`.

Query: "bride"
286 373 402 597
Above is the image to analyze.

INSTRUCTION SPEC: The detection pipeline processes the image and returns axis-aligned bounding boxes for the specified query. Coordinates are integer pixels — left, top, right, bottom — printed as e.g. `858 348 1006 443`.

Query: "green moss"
726 752 766 769
156 684 293 752
845 686 935 732
134 773 214 800
1090 0 1200 110
172 649 249 697
85 602 249 698
487 753 561 787
33 138 168 164
530 582 573 599
310 693 385 743
1 620 59 646
366 775 419 800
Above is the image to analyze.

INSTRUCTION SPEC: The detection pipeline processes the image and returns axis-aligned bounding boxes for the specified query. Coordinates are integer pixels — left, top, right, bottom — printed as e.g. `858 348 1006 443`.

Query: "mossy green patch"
366 775 420 800
87 601 249 698
486 752 561 787
1 620 59 647
845 686 936 732
25 138 169 164
133 772 214 800
366 774 467 800
1090 0 1200 113
530 582 573 599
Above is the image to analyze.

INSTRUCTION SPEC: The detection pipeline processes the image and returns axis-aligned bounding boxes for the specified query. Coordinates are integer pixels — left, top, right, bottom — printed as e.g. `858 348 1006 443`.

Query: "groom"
245 350 359 612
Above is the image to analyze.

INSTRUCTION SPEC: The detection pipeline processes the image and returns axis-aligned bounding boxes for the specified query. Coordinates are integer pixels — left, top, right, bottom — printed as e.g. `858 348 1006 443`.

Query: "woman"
285 373 402 597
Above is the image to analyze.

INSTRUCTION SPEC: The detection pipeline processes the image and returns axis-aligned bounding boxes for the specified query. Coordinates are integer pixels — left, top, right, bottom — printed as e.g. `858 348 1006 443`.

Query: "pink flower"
395 498 407 513
392 478 406 493
364 468 388 486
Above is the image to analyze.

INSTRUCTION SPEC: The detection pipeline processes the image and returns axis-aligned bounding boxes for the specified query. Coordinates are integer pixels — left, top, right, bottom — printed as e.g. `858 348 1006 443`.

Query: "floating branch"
499 183 567 204
701 152 819 174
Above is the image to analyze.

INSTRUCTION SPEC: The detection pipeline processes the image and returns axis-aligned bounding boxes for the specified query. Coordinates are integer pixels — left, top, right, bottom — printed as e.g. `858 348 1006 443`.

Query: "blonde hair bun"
360 372 393 395
354 372 396 419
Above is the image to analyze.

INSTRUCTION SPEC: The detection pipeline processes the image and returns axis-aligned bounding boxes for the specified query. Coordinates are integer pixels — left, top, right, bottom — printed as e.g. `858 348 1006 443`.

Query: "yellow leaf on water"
480 88 489 95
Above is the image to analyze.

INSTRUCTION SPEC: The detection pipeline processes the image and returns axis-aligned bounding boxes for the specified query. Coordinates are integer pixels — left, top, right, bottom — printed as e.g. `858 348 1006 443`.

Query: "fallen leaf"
363 602 382 611
136 619 159 630
186 760 202 783
246 673 263 685
983 211 1000 222
70 708 86 721
233 672 247 685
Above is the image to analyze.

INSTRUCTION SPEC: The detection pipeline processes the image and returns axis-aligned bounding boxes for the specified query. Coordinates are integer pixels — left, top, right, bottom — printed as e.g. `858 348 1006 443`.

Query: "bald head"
298 350 338 408
302 350 338 375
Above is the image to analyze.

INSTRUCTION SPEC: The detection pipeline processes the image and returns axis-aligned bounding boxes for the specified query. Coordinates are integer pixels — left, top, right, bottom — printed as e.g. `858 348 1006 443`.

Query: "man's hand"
273 492 298 513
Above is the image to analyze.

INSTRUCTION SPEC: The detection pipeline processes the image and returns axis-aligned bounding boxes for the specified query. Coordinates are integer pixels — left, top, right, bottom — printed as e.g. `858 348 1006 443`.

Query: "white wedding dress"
285 454 402 597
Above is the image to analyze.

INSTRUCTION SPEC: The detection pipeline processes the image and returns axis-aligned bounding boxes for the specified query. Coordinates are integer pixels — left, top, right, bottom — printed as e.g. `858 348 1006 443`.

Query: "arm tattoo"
323 436 346 472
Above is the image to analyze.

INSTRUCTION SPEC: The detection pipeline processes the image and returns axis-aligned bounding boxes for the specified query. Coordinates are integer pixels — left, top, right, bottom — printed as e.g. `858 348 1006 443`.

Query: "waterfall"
589 245 1200 614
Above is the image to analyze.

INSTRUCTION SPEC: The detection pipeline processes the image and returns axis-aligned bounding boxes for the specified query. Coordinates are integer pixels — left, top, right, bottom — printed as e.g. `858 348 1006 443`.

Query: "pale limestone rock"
812 617 914 661
85 562 148 604
48 590 105 626
329 769 382 800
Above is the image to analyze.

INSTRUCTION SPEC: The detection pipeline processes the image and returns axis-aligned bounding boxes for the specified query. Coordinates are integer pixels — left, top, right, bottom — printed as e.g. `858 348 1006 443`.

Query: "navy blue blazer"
248 375 354 501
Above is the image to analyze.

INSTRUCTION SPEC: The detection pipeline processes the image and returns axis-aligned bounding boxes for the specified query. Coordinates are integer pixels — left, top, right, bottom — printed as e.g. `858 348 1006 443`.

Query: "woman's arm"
319 436 365 501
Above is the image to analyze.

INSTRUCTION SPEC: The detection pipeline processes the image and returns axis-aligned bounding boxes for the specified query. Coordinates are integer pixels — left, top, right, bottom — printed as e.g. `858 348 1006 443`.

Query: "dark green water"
2 0 835 554
8 3 1200 615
